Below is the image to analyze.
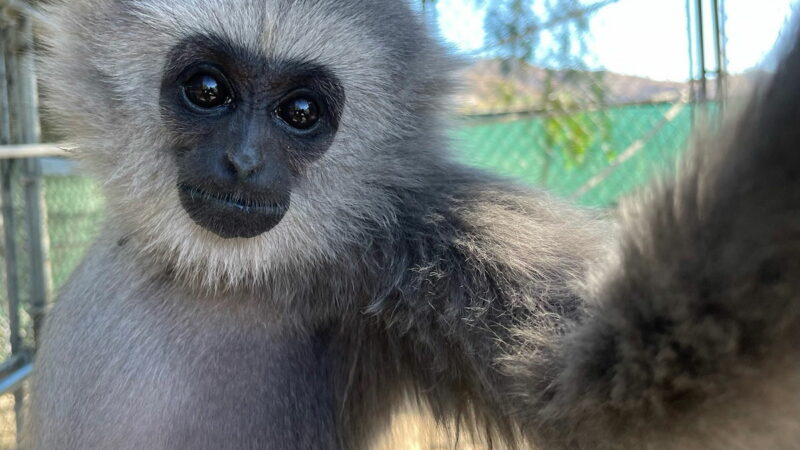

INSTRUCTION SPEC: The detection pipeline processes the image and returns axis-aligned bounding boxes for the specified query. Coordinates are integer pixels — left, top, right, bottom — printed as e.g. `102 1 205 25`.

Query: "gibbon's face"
161 38 345 238
41 0 452 285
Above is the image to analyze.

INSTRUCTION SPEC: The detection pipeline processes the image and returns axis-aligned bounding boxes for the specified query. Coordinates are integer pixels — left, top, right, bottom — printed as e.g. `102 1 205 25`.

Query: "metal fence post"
16 12 48 352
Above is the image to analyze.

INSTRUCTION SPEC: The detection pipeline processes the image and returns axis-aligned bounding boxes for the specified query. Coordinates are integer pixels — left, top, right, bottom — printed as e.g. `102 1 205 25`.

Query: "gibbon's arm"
354 20 800 450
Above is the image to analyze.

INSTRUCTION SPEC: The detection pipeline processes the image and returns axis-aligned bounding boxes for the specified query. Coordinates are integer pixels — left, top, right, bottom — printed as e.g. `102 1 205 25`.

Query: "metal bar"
0 363 33 396
719 0 728 75
0 353 25 379
23 157 48 345
16 12 39 146
711 0 726 112
4 0 47 24
6 17 24 147
685 0 697 125
16 12 49 352
0 16 10 147
695 0 708 104
0 162 21 355
23 160 47 344
0 143 70 159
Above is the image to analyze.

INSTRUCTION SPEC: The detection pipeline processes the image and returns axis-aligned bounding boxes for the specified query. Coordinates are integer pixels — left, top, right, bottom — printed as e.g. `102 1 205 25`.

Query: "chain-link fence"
0 0 767 447
1 0 38 444
440 0 733 209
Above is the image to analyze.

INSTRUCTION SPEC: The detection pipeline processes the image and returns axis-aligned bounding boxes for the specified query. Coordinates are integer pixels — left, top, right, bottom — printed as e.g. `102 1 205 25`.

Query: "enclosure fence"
1 0 43 445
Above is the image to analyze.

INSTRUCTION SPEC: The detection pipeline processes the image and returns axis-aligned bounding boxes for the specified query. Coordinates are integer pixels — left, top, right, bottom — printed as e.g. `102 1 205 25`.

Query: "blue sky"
433 0 798 81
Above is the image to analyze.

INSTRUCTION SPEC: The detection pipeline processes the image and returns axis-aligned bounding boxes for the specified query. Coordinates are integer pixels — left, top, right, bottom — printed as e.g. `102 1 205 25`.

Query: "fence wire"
0 0 739 447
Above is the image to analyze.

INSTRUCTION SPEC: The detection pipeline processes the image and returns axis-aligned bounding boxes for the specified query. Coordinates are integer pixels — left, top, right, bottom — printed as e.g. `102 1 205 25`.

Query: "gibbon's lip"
177 183 290 239
179 184 287 214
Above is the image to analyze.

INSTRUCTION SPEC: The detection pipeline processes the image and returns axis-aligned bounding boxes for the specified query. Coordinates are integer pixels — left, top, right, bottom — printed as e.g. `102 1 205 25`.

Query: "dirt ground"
374 410 485 449
0 394 18 449
0 400 483 450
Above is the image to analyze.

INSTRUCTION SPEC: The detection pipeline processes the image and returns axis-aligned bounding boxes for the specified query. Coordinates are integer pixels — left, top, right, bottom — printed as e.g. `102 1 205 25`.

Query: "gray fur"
26 0 800 448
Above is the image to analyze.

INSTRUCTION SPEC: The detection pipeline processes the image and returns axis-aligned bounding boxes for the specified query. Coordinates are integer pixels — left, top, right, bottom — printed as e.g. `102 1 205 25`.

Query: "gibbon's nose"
227 143 264 180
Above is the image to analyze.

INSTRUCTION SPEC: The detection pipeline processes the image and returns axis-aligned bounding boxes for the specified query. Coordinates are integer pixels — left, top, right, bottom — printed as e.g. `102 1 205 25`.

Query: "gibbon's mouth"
179 184 286 213
177 184 290 239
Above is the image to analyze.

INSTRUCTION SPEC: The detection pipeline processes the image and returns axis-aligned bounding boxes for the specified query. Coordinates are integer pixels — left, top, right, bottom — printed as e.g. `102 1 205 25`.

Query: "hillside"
454 59 758 114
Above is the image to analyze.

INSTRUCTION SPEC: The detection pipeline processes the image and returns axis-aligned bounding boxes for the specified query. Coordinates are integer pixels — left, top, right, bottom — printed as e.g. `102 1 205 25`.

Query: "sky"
433 0 798 81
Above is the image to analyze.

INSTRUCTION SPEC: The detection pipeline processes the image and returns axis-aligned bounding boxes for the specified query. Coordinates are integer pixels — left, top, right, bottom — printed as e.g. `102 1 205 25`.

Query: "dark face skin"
160 36 345 238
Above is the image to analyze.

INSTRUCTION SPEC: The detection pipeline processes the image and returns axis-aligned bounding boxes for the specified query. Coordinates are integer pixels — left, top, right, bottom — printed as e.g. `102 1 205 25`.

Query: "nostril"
224 158 238 177
227 148 263 179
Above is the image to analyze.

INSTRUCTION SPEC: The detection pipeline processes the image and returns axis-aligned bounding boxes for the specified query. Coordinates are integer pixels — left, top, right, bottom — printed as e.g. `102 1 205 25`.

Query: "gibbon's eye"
182 72 232 109
276 96 320 130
